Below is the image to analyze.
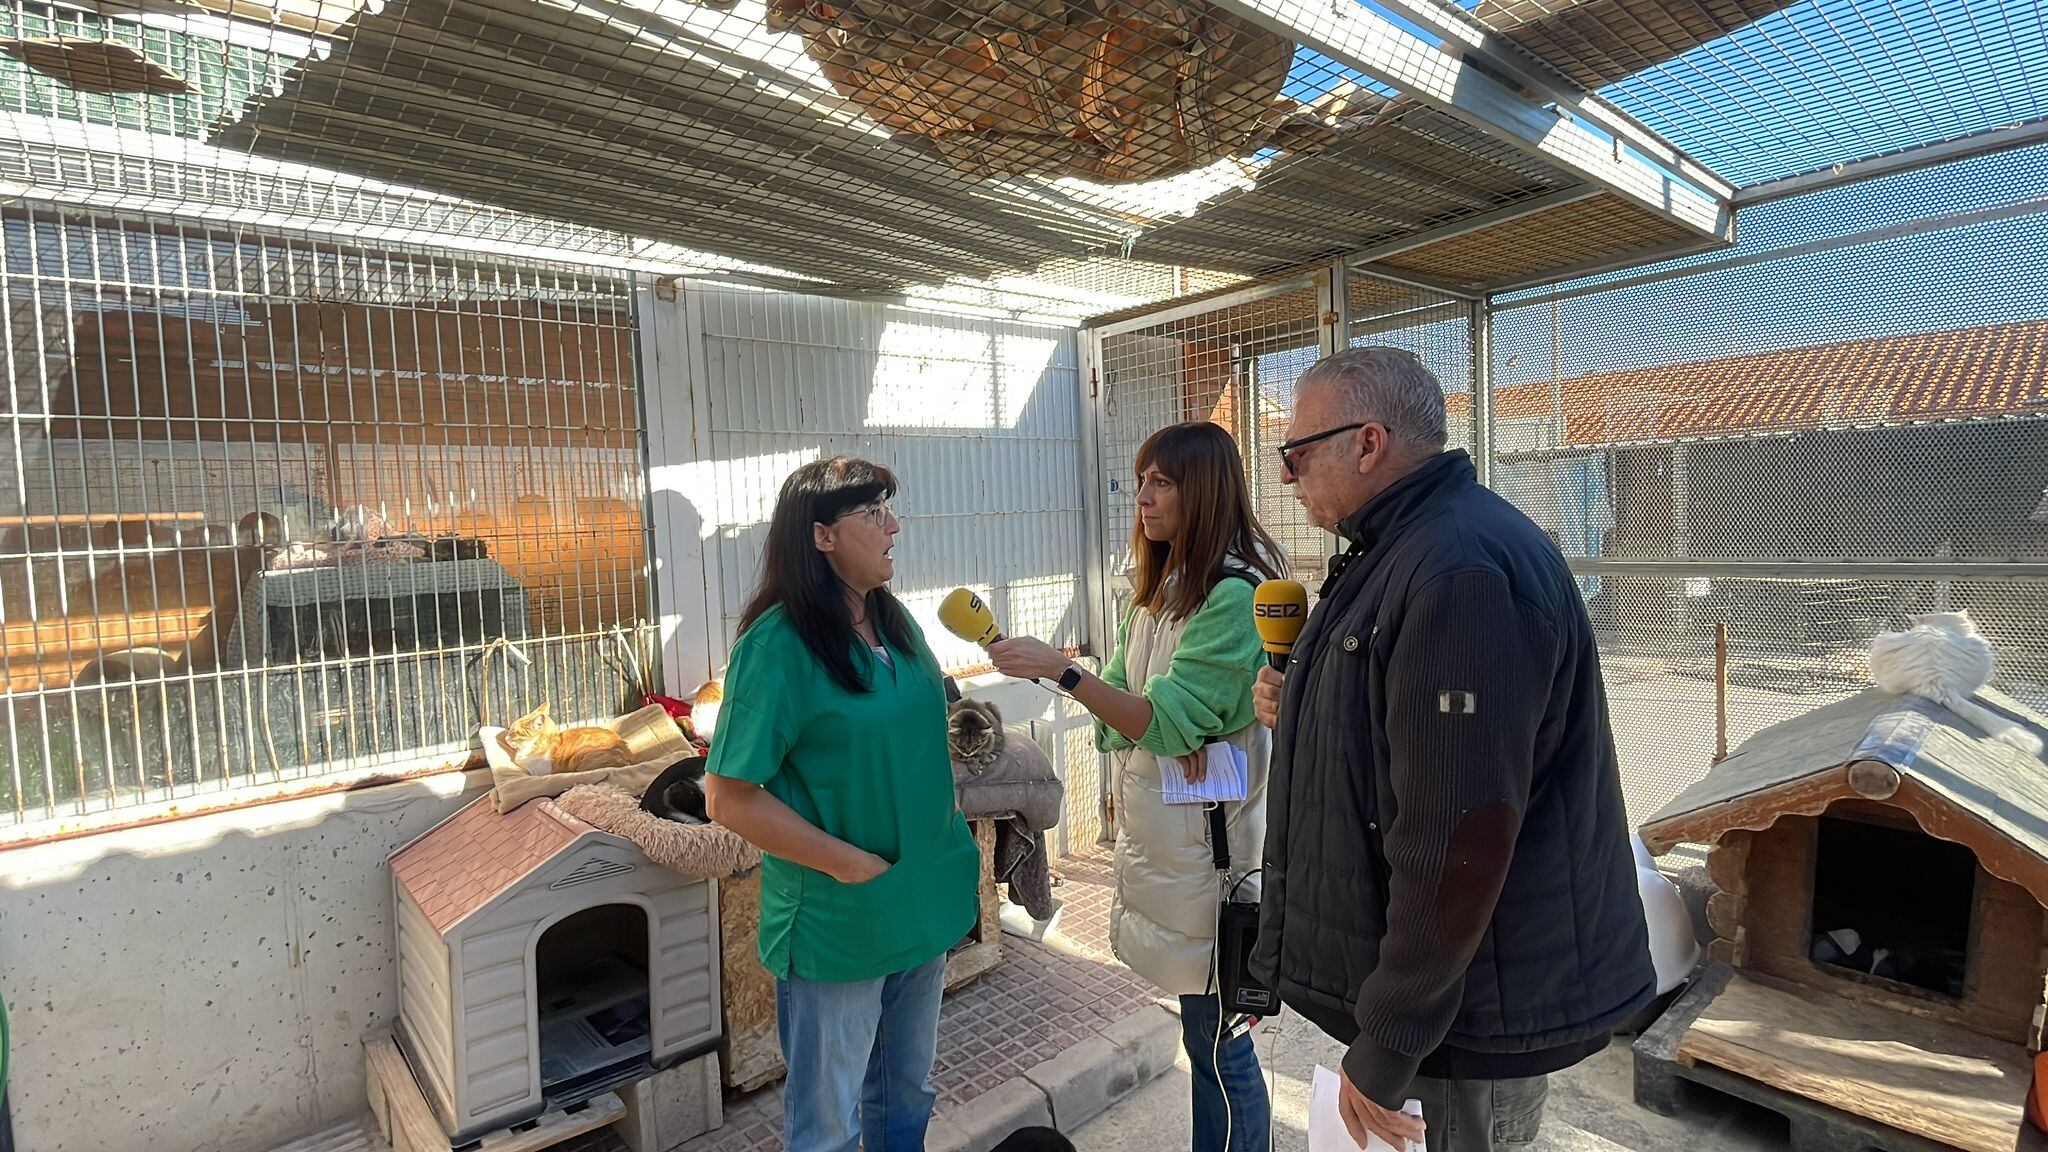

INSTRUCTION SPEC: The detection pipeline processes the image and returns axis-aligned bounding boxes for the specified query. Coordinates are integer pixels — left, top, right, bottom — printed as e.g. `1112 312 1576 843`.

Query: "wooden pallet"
364 1034 625 1152
1634 965 2020 1152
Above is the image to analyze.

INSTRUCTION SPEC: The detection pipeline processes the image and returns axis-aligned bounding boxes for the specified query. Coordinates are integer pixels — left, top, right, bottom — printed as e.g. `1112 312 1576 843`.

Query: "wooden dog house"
1639 687 2048 1152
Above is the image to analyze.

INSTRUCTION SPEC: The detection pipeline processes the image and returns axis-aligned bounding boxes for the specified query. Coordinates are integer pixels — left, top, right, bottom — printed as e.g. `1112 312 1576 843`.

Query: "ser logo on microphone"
1252 601 1304 619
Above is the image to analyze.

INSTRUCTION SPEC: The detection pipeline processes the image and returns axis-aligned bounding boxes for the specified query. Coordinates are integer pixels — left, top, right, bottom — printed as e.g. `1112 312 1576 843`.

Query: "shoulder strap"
1210 564 1261 592
1209 801 1230 872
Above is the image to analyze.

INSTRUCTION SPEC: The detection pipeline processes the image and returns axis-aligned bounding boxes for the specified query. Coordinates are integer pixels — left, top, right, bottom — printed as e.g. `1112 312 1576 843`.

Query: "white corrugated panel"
692 285 1086 674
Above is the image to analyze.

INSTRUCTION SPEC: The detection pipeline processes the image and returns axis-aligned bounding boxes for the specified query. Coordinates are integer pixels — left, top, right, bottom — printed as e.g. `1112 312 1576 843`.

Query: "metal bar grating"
0 203 651 825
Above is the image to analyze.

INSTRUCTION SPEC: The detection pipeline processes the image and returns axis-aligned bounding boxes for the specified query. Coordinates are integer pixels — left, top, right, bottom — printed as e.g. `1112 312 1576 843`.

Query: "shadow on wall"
0 770 490 1152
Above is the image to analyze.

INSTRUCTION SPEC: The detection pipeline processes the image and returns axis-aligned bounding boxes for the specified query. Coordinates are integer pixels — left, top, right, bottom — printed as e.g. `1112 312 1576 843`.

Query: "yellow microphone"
938 587 1005 647
1253 579 1309 670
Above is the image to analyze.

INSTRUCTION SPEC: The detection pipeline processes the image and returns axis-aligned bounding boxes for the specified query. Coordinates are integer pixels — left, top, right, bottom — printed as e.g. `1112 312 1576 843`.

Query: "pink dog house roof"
391 797 595 934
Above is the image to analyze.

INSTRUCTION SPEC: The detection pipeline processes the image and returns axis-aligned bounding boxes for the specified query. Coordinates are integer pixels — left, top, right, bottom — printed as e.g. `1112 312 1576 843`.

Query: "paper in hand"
1310 1065 1426 1152
1158 741 1248 805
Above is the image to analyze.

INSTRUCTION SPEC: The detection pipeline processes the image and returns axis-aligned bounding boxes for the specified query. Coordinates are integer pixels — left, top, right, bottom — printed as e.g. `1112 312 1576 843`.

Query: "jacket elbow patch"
1436 801 1519 951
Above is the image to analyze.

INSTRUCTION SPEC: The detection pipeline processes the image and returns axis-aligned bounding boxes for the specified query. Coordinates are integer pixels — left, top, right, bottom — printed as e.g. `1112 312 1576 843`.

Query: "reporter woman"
989 421 1282 1152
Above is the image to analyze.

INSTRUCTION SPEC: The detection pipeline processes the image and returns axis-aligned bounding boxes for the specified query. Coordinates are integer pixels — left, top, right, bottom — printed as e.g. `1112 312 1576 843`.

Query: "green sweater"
1095 577 1264 758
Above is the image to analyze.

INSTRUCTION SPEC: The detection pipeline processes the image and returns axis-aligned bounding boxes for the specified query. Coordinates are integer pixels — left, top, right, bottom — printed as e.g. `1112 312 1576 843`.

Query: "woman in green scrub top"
704 456 978 1152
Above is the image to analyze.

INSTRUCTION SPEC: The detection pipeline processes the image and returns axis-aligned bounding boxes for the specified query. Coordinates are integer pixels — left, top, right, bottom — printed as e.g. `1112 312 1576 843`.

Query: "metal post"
1316 261 1348 359
1077 328 1110 664
1714 621 1729 764
1549 298 1563 447
1470 297 1494 488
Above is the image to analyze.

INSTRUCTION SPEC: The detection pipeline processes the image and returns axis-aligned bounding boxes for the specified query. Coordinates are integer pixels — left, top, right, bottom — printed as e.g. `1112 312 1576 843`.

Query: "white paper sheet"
1309 1065 1426 1152
1158 741 1248 805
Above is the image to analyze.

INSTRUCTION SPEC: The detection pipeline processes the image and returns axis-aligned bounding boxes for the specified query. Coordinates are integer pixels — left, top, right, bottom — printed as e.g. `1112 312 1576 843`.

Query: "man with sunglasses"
1249 347 1652 1152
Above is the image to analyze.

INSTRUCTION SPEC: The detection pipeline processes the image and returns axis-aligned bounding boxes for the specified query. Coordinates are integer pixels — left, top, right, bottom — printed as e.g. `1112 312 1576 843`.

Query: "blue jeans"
776 953 948 1152
1180 994 1271 1152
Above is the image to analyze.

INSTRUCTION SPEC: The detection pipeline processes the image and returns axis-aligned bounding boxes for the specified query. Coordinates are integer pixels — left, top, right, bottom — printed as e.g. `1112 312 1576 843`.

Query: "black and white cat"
1869 612 2044 756
639 754 710 824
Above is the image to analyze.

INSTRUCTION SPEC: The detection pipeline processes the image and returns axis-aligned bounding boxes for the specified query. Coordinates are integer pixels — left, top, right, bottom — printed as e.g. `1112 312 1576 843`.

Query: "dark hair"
738 456 915 693
1129 422 1283 621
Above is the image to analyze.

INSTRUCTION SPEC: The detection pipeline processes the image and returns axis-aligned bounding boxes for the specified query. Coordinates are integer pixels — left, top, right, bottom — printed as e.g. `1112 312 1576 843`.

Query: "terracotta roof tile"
1452 320 2048 448
390 798 586 934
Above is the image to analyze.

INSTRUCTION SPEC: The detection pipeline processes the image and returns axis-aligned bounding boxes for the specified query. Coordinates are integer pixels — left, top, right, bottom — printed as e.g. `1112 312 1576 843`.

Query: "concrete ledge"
1024 1004 1181 1131
931 1002 1180 1150
928 1078 1056 1152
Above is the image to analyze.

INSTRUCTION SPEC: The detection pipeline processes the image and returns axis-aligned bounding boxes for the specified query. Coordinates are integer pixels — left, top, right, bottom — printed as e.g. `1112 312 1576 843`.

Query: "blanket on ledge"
950 704 1064 921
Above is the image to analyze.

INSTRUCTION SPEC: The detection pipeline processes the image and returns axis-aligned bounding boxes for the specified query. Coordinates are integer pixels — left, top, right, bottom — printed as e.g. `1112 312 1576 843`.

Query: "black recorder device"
1207 796 1276 1016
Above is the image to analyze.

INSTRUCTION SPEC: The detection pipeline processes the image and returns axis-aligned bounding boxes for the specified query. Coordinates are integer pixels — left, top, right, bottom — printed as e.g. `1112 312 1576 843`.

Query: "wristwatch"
1056 664 1084 692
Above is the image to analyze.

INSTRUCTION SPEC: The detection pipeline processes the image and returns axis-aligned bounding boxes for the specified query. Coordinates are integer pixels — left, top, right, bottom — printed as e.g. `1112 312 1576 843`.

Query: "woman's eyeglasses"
1277 423 1364 472
834 500 893 527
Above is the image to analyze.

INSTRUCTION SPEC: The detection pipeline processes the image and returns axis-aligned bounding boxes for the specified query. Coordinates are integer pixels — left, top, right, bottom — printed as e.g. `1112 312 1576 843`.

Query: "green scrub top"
706 604 979 983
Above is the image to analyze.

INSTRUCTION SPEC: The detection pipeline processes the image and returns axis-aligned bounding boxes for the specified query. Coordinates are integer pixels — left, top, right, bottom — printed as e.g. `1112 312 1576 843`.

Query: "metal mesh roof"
1575 0 2048 187
1469 0 1804 88
0 0 1741 294
1 0 2038 296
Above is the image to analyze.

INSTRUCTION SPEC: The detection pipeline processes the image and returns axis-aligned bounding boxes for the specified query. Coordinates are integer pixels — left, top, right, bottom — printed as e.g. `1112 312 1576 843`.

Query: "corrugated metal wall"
644 281 1106 848
687 284 1089 670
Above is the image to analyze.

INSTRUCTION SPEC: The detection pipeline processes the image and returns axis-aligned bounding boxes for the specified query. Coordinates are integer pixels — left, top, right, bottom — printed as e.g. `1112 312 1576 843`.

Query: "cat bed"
763 0 1323 183
483 703 693 813
554 783 761 880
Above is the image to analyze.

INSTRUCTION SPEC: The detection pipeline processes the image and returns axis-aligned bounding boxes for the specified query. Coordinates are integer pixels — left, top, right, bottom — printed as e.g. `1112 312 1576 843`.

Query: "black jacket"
1250 450 1653 1104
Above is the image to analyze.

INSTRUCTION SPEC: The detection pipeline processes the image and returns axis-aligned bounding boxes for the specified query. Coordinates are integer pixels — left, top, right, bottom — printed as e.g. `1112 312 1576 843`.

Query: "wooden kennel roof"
1641 689 2048 906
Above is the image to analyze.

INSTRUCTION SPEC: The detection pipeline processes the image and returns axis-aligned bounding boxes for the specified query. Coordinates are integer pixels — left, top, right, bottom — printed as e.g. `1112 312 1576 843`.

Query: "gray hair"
1299 346 1448 454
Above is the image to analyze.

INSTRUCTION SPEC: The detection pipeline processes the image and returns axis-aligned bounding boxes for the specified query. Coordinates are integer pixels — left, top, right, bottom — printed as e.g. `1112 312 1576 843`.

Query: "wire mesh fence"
1087 141 2048 827
0 204 650 826
1095 278 1324 623
1092 269 1478 620
1487 142 2048 821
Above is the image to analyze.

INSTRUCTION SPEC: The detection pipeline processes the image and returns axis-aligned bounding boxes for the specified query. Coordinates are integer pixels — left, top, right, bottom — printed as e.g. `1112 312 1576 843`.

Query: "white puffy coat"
1105 580 1270 997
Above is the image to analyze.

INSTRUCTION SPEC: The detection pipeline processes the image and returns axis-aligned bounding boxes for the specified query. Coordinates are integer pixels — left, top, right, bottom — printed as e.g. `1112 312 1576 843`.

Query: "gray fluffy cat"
1869 612 2044 756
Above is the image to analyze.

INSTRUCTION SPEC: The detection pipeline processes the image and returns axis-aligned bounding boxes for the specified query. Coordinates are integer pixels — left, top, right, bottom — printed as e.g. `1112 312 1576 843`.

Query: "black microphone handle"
1267 649 1291 672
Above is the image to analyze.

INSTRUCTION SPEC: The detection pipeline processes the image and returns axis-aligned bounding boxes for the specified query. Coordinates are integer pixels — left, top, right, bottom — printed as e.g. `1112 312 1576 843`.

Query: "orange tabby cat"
497 703 634 775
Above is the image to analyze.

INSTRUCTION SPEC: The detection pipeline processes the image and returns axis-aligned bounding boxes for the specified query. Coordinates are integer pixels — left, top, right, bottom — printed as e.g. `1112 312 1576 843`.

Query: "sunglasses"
1277 422 1365 471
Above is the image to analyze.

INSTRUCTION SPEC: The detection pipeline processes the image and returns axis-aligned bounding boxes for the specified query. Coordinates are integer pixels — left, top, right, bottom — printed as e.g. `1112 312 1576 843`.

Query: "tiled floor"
681 846 1163 1151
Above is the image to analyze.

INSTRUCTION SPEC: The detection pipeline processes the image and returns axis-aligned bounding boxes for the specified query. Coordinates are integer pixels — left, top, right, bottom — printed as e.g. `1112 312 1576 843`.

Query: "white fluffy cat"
1868 611 2044 756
